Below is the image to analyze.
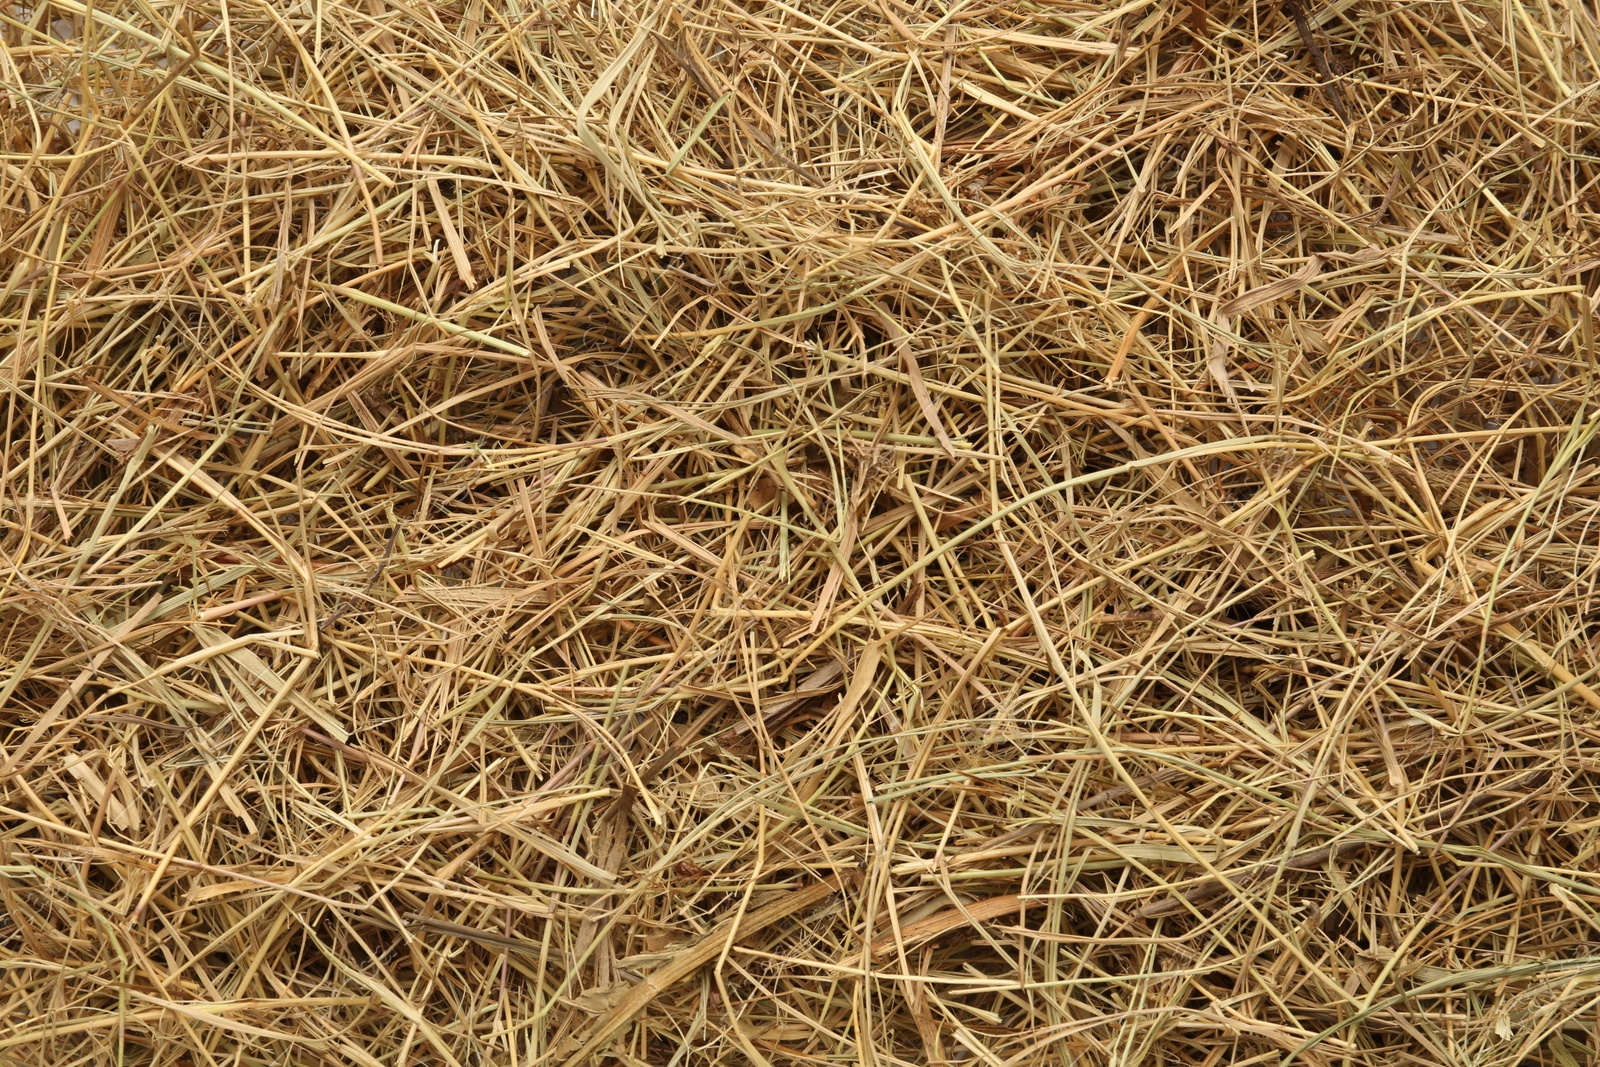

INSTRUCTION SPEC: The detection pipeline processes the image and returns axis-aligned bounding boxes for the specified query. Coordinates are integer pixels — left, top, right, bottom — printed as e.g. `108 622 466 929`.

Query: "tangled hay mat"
4 0 1600 1064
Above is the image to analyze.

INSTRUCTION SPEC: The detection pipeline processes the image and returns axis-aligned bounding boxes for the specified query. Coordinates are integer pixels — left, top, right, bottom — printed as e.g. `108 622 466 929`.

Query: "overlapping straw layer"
4 0 1600 1063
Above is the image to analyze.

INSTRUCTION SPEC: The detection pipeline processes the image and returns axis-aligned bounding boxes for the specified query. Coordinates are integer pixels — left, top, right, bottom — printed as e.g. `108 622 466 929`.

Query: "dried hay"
3 0 1600 1064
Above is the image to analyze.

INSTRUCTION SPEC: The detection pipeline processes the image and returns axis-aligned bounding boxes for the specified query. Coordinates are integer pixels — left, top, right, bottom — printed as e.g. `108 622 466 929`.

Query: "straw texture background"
4 0 1600 1064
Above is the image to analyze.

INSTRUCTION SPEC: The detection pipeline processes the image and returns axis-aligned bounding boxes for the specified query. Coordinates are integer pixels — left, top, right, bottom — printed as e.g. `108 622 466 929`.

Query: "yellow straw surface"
4 0 1600 1064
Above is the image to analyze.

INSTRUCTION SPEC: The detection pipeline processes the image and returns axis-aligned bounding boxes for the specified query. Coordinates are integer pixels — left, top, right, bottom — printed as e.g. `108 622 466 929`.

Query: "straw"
3 0 1600 1063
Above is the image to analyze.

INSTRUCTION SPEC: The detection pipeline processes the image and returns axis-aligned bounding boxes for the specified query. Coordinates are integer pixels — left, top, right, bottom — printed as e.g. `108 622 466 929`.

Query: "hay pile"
4 0 1600 1062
